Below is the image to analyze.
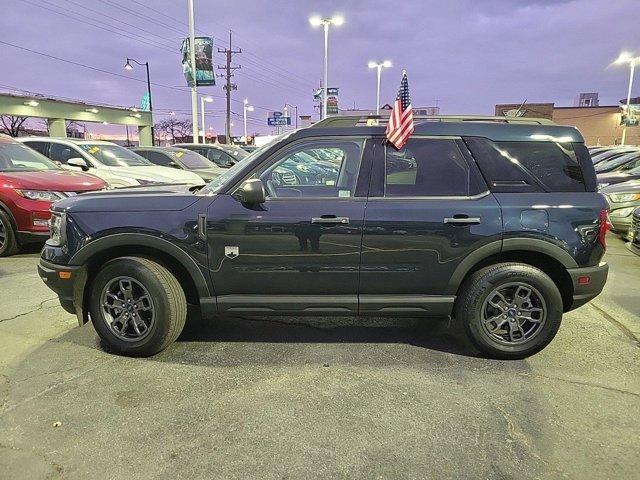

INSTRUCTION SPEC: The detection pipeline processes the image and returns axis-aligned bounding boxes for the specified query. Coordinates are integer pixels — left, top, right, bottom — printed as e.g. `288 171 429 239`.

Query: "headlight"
48 212 67 246
608 193 640 203
15 190 66 202
610 207 636 218
135 178 164 185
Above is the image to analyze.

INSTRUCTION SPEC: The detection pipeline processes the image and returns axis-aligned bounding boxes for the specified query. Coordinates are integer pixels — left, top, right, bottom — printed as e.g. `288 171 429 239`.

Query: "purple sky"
1 0 639 137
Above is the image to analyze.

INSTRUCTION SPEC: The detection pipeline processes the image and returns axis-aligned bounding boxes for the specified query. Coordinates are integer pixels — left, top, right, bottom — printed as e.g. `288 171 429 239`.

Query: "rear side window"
24 141 49 156
464 138 589 192
384 139 471 197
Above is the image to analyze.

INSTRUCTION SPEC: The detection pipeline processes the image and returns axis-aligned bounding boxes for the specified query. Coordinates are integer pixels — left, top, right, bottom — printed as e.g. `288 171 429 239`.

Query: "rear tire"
89 256 187 357
455 262 563 359
0 209 19 257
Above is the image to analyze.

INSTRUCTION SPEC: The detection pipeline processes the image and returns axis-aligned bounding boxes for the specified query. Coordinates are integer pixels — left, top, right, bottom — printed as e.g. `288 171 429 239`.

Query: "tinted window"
254 139 364 198
143 151 173 167
384 139 470 197
465 138 587 192
50 143 80 164
24 141 49 156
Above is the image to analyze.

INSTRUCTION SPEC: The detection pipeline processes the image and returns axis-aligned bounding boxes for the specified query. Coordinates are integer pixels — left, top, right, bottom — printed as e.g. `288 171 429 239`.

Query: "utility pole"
217 31 241 144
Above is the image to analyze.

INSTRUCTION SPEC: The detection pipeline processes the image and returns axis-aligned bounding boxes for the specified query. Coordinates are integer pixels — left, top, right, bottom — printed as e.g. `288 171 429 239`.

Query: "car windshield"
0 142 60 172
79 144 153 167
222 146 248 161
170 149 211 169
595 152 640 172
201 134 288 194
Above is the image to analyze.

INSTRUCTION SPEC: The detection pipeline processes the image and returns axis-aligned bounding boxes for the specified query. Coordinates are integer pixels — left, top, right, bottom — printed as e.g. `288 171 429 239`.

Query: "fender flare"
69 233 211 298
445 238 578 295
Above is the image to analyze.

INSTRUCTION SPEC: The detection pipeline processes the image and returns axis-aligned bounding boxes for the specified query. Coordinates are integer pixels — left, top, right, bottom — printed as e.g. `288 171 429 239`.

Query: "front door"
359 137 502 315
206 137 372 314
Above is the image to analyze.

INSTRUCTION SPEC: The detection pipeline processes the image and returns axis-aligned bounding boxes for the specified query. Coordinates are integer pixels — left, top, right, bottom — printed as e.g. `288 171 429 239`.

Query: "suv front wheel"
455 263 563 359
89 256 187 357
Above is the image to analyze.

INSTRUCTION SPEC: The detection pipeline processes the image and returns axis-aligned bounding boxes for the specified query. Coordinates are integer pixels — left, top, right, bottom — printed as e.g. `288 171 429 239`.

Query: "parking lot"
0 235 638 479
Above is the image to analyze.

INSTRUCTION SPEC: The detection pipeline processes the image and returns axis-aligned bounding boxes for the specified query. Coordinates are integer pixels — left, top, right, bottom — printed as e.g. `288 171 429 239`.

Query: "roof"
297 116 584 143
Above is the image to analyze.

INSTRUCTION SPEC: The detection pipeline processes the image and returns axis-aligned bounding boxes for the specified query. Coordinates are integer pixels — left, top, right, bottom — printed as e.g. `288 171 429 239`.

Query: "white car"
17 138 204 188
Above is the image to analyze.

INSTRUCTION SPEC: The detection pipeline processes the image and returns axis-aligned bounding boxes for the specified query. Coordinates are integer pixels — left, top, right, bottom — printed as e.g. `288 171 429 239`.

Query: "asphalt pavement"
0 236 638 479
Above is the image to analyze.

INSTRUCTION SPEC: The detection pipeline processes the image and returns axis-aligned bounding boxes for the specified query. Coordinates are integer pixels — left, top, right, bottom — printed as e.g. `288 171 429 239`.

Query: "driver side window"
255 139 364 198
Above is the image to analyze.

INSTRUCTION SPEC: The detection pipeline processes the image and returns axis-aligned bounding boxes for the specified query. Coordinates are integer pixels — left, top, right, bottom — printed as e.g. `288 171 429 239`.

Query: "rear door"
359 136 502 315
206 136 373 314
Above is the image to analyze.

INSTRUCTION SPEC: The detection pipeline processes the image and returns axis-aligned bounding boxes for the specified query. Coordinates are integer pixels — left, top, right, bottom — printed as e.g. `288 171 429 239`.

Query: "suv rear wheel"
455 263 563 359
0 209 19 257
89 256 187 357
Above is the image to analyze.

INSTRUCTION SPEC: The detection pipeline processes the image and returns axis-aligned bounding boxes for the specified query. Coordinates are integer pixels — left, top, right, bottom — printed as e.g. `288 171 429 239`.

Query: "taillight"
598 209 612 250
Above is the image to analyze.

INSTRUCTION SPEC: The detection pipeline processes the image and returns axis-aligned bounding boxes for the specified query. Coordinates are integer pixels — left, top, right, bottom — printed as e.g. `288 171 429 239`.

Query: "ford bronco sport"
38 116 610 359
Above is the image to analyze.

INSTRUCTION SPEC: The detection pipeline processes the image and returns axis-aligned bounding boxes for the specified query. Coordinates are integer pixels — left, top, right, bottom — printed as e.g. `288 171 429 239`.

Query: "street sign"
327 87 339 96
140 92 150 111
313 88 339 99
272 111 283 118
268 117 290 126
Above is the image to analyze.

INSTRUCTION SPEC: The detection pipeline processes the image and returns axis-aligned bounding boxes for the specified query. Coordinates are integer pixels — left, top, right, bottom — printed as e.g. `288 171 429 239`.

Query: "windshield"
79 144 153 167
171 149 211 169
222 146 248 161
595 152 640 172
201 134 288 194
0 142 60 172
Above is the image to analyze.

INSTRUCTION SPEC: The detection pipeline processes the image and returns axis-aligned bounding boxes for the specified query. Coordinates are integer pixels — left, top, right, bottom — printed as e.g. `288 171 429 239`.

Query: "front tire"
0 209 19 257
455 263 563 359
89 256 187 357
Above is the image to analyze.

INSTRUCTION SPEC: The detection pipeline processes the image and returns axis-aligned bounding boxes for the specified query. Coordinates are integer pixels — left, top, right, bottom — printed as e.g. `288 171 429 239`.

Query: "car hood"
0 170 106 191
106 165 205 184
599 179 640 194
192 167 224 182
597 171 640 187
52 184 203 213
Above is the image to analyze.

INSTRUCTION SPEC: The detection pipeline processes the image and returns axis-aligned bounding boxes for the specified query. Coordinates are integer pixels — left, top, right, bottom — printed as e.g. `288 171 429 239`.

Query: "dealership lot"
0 236 638 479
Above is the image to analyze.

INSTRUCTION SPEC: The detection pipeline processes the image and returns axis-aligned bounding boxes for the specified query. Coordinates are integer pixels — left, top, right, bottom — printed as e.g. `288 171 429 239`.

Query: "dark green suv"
38 116 610 359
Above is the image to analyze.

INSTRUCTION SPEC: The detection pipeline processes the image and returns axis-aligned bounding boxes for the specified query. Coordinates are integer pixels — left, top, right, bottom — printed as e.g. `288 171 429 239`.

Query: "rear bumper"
566 262 609 311
38 259 88 324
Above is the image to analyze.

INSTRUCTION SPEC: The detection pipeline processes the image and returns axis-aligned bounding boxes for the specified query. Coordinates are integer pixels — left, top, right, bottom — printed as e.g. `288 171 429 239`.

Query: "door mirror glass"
235 179 266 204
168 161 182 169
67 157 89 171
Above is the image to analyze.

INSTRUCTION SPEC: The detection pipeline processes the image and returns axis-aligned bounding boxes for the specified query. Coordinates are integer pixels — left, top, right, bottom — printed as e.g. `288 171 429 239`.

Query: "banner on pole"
181 37 215 87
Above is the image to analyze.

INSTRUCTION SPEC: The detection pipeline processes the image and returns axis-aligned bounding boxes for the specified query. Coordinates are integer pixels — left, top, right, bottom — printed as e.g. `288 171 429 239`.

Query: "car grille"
632 214 640 232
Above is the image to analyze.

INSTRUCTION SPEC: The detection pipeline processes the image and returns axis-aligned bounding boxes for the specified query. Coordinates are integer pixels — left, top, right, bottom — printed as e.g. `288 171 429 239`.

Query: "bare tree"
0 115 28 137
155 118 192 144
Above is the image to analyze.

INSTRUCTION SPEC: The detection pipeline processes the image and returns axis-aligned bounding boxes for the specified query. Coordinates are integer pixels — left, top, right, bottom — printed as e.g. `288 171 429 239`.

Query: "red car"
0 135 107 256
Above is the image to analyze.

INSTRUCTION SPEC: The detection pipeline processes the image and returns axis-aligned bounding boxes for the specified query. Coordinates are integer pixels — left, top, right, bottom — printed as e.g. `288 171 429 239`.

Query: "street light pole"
124 57 155 145
613 51 639 146
243 98 254 142
368 61 392 115
187 0 199 143
309 15 344 120
201 96 213 143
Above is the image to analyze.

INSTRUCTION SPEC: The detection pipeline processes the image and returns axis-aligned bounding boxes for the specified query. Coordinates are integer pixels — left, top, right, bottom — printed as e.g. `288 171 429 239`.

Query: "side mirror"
235 179 265 205
168 161 181 169
67 157 89 171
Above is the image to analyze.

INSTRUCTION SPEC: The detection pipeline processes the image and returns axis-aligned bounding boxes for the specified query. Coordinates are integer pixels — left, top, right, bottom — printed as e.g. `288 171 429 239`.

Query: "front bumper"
567 262 609 311
610 216 632 234
38 259 88 325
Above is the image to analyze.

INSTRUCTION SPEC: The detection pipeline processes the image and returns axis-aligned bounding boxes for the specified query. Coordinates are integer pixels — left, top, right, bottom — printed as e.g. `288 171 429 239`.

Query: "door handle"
443 216 481 225
311 216 350 225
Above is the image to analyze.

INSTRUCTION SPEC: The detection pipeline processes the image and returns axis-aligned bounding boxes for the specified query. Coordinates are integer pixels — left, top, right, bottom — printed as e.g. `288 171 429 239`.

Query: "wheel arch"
448 240 576 312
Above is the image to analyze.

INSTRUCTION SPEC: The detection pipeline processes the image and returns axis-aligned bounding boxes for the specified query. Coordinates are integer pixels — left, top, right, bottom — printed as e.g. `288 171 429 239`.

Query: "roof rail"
310 115 555 128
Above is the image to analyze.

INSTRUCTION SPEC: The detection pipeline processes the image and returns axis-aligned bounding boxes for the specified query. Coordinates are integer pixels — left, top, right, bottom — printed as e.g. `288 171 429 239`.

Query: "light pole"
368 60 392 115
613 51 640 146
187 0 199 143
124 57 155 145
243 98 254 143
200 96 213 143
309 15 344 120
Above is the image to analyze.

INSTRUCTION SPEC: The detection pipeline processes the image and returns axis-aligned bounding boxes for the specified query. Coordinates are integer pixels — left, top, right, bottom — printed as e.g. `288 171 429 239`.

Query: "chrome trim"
371 191 491 201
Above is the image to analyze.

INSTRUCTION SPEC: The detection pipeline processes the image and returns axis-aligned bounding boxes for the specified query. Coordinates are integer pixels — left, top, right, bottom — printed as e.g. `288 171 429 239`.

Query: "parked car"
594 150 640 174
18 138 204 187
600 180 640 235
591 147 639 166
240 145 259 154
597 164 640 188
38 117 609 359
131 146 225 183
0 134 106 256
174 143 248 168
626 207 640 254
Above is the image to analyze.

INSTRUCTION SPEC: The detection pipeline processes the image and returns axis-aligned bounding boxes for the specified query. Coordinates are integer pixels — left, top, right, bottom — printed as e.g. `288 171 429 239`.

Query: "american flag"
386 70 414 150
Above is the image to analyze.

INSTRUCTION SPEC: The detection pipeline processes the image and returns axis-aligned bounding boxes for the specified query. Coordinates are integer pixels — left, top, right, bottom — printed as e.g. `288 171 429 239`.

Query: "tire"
89 256 187 357
0 209 19 257
455 262 563 360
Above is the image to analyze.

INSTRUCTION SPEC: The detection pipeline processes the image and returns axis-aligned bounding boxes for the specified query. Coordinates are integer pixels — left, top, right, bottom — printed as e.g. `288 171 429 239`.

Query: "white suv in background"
18 138 204 188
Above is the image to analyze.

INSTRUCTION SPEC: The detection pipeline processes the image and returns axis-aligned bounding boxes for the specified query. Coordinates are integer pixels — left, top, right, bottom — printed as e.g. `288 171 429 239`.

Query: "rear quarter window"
464 138 592 192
